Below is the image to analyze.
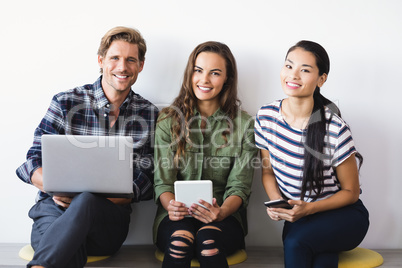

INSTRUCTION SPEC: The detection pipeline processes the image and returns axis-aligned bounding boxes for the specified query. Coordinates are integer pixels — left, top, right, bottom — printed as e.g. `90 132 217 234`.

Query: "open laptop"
41 135 134 198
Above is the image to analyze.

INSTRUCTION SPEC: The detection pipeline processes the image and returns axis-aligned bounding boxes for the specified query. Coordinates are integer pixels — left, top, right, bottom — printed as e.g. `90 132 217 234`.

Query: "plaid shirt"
16 76 158 202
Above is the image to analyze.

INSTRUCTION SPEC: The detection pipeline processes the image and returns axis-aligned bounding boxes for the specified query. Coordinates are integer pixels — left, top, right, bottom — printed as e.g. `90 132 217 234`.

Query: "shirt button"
106 104 110 108
104 113 107 117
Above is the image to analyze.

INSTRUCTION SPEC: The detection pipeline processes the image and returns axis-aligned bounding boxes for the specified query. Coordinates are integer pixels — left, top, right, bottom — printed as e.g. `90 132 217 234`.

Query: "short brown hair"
97 26 146 62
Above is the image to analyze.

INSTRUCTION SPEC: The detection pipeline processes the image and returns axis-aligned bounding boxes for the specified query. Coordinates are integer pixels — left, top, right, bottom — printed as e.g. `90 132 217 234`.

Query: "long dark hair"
286 40 363 201
159 41 240 163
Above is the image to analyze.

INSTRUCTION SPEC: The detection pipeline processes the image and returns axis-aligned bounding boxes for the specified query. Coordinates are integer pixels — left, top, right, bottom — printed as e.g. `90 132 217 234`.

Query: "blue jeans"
156 216 245 268
282 199 369 268
28 192 131 268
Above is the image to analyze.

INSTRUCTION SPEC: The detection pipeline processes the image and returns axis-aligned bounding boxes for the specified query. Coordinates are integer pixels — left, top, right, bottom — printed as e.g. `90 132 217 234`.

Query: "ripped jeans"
156 216 245 268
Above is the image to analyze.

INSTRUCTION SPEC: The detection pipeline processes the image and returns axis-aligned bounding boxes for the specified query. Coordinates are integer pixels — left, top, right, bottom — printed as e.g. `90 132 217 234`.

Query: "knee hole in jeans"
168 230 194 259
198 226 222 257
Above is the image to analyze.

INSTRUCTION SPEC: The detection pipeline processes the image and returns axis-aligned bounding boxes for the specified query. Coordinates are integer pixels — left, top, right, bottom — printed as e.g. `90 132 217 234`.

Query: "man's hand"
53 196 73 208
107 198 132 205
31 168 44 191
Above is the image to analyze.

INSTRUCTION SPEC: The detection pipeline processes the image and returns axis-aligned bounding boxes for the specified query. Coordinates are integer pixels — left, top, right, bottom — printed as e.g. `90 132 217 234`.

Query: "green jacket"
153 108 258 243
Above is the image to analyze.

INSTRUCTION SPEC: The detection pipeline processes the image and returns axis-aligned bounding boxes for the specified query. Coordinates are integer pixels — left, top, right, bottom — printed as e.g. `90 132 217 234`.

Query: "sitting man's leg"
28 192 131 268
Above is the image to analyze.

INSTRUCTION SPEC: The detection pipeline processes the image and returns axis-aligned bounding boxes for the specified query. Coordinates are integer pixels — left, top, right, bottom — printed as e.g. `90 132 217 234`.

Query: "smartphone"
264 199 293 209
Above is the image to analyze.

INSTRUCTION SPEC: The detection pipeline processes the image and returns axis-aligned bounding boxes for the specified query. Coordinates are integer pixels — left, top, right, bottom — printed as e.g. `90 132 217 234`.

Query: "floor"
1 243 401 268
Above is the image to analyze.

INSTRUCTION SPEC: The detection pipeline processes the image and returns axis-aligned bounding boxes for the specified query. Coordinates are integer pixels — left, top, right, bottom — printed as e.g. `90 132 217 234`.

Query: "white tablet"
174 180 213 208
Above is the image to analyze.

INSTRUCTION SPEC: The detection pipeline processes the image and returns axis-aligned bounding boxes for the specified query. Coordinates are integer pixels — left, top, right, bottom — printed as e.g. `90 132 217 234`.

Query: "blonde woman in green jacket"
153 41 258 268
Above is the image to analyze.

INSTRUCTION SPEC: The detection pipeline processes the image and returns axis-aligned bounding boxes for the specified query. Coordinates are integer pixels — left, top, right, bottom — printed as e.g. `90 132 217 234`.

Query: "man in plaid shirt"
16 26 158 268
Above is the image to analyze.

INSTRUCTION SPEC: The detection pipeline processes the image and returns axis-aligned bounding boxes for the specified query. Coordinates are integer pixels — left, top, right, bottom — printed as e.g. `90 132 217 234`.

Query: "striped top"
254 100 357 202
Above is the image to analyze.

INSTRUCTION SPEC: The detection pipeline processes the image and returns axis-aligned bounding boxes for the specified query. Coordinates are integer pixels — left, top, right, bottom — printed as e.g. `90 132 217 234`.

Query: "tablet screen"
174 180 213 208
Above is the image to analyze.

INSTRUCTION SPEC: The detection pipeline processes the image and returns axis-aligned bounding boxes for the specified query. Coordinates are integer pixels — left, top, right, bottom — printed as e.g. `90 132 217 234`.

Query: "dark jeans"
282 199 369 268
28 192 131 268
156 216 245 268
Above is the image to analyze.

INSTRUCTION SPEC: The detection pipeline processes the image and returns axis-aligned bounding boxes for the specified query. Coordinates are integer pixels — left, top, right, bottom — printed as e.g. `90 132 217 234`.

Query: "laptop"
41 135 134 198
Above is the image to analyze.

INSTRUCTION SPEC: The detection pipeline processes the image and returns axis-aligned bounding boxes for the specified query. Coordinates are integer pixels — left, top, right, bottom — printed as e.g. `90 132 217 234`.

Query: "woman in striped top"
254 40 369 268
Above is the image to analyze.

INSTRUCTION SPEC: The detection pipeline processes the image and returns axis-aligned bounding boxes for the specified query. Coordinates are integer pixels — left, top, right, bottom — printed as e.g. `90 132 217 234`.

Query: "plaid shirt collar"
93 76 134 110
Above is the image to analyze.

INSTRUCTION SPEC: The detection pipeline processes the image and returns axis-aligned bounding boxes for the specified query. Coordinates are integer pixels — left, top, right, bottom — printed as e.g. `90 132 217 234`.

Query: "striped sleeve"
327 114 357 167
254 112 269 151
254 103 280 151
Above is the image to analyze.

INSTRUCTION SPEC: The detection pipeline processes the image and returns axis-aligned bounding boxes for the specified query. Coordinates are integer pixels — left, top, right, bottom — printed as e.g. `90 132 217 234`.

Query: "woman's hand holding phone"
264 199 293 209
264 199 293 221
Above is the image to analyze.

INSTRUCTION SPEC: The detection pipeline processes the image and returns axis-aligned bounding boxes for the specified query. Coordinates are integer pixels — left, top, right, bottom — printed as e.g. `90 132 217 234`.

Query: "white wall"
1 0 401 250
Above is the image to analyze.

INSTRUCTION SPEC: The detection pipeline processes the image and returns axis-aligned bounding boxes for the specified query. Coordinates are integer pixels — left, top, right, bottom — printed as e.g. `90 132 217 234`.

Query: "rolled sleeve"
153 116 178 204
223 117 258 207
16 96 66 184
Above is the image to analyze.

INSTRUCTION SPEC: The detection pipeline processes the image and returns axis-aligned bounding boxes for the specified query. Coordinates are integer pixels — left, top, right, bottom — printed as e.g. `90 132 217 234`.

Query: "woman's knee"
167 230 194 259
283 235 309 254
196 226 222 257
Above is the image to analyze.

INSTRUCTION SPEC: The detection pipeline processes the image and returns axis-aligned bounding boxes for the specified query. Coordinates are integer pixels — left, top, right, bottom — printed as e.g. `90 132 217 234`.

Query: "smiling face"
192 52 227 110
98 40 144 97
280 47 327 99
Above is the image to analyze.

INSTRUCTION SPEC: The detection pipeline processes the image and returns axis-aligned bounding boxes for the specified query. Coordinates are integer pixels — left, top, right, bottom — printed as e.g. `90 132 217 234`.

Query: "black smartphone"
264 199 293 209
